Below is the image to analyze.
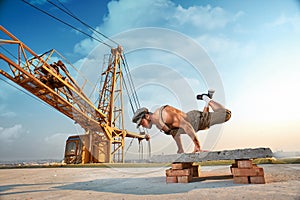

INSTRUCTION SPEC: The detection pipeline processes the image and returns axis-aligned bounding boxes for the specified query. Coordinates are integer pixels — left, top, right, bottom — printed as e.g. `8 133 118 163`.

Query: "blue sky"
0 0 300 161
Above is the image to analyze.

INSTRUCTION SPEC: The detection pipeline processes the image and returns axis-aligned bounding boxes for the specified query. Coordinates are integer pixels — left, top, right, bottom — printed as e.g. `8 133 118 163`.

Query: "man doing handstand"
132 90 231 153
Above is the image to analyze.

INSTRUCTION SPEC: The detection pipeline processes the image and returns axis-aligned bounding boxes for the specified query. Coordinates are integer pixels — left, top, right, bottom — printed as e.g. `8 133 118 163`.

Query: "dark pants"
188 109 231 130
167 109 231 136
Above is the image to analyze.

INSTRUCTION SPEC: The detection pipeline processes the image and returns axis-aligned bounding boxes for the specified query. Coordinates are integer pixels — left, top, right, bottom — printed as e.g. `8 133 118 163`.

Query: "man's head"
132 107 151 128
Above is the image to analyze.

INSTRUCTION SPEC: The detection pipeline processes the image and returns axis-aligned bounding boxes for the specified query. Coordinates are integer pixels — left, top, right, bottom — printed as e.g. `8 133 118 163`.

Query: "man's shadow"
54 174 237 195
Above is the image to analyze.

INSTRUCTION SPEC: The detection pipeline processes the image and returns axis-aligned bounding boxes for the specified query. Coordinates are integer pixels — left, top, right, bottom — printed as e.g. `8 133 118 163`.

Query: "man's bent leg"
209 108 231 126
197 101 231 130
209 100 231 122
209 100 225 111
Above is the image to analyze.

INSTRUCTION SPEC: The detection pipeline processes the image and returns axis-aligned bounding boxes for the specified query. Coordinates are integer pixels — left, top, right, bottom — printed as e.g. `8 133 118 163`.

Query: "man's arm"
162 106 201 152
172 133 184 154
171 114 201 152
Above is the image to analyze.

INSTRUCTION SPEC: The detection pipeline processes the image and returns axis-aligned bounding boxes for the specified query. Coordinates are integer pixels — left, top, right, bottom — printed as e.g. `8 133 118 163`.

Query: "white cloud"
102 0 240 33
0 124 24 143
173 5 236 30
74 38 99 56
102 0 175 35
269 13 300 32
74 0 242 56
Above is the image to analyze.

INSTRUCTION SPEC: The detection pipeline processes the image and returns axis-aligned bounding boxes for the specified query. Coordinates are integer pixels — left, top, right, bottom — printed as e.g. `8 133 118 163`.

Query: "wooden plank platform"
150 148 273 163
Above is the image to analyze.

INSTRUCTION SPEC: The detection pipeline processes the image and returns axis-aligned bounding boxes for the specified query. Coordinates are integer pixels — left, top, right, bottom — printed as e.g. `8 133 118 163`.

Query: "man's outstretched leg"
197 92 231 129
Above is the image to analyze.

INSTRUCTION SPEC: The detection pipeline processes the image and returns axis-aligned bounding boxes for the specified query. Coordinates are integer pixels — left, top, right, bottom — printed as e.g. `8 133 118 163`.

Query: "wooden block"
236 159 253 168
172 162 193 170
166 176 178 183
177 175 193 183
191 165 201 177
166 168 191 177
250 176 266 184
233 176 250 184
231 167 264 177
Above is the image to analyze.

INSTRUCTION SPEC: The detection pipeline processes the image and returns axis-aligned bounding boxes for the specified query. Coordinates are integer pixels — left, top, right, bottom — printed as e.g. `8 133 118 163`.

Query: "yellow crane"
0 25 149 163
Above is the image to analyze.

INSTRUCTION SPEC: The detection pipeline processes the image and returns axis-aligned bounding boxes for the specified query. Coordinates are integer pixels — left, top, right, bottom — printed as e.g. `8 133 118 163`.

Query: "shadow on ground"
53 175 238 195
0 183 60 196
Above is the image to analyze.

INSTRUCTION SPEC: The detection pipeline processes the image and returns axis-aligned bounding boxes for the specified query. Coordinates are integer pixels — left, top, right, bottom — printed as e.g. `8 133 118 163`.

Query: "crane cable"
22 0 128 104
122 56 151 159
123 55 141 110
21 0 141 114
122 56 151 158
47 0 120 46
21 0 113 48
20 0 151 159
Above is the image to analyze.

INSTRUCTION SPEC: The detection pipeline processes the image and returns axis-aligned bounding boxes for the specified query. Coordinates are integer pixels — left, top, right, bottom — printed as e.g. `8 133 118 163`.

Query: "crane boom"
0 25 147 163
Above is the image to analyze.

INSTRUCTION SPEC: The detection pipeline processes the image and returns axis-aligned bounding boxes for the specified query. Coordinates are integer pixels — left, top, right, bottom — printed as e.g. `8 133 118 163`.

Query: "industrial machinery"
0 25 149 163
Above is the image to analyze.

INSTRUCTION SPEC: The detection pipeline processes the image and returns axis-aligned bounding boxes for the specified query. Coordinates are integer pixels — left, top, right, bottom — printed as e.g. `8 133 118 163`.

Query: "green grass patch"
1 158 300 169
62 163 172 168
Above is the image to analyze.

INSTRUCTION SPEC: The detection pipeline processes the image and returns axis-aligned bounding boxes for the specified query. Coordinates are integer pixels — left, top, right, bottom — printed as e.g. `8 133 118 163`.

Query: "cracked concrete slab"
149 148 273 163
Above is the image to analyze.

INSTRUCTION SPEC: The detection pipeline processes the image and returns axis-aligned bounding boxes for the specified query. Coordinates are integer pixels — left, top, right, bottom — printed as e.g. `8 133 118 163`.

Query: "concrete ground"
0 164 299 200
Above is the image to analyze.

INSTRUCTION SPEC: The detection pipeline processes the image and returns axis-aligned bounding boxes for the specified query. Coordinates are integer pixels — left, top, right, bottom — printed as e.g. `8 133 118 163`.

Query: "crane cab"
64 133 110 164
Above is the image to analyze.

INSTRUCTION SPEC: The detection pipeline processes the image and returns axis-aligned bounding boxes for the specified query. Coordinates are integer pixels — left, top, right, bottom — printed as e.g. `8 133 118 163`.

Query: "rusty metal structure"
0 25 147 163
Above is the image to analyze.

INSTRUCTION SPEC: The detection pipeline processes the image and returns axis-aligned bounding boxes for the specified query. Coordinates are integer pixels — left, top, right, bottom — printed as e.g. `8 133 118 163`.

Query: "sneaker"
196 93 209 100
196 89 215 100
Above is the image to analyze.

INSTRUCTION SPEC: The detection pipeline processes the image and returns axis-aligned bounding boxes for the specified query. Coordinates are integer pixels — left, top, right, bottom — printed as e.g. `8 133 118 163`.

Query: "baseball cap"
132 107 148 128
